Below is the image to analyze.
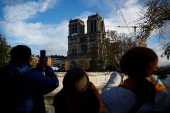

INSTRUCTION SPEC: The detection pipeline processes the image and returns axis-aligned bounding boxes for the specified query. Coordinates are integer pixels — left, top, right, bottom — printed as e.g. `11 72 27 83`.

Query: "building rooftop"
69 18 84 24
50 55 67 59
88 12 102 19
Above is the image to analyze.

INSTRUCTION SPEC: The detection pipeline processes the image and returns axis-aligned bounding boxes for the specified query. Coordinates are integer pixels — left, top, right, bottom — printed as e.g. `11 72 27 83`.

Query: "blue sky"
0 0 170 66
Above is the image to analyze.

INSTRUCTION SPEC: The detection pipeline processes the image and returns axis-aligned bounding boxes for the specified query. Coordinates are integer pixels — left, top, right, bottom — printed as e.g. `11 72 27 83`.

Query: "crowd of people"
0 45 170 113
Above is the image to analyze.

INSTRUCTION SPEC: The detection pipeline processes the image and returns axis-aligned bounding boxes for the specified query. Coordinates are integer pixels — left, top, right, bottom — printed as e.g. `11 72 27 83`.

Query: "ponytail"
135 78 155 105
128 78 155 113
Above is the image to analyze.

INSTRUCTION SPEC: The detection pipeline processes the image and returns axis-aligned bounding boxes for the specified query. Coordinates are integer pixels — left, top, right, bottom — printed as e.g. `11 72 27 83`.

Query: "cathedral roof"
88 12 102 20
69 18 84 24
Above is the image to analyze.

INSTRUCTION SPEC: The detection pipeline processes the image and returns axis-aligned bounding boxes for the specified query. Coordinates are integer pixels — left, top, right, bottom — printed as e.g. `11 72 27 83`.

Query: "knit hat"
63 67 89 93
120 47 158 78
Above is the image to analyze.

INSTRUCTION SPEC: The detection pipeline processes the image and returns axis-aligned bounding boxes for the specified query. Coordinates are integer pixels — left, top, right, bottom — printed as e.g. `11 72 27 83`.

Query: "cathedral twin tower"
67 13 106 66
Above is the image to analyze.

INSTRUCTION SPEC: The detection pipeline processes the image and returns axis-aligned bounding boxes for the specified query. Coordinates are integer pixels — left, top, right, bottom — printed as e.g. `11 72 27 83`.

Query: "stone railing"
46 72 170 93
51 72 113 93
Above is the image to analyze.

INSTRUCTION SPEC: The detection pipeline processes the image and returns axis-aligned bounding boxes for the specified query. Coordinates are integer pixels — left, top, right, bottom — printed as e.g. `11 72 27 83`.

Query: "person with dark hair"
0 45 59 113
53 67 103 113
10 45 32 64
101 47 170 113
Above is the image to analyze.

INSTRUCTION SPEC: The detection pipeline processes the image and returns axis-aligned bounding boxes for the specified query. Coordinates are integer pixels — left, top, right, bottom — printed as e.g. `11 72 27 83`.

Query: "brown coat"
54 82 103 113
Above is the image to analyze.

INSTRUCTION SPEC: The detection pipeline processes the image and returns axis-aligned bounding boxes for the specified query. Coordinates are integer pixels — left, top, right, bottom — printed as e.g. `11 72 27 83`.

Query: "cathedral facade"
67 13 106 66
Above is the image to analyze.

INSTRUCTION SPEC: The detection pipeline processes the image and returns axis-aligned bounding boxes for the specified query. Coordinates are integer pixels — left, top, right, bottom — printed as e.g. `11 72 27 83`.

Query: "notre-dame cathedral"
67 13 106 66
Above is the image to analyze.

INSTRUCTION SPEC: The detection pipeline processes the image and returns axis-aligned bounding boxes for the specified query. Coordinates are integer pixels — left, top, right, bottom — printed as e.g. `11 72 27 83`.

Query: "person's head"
63 67 89 93
10 45 32 64
120 47 158 78
120 47 158 105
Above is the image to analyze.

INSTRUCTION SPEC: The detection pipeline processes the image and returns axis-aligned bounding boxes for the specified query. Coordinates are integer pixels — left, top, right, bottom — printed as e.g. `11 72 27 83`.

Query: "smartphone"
40 50 46 58
40 50 46 64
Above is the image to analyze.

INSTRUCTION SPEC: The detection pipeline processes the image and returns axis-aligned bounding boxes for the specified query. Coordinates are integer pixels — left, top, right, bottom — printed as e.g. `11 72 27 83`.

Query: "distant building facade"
50 55 67 68
31 54 67 70
67 13 106 66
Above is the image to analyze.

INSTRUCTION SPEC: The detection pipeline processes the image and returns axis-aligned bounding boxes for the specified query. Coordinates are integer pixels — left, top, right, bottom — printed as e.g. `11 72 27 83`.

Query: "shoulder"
25 68 46 82
155 89 170 102
101 86 137 105
54 89 65 100
88 82 97 90
0 67 3 73
154 89 170 106
101 86 119 101
101 87 139 112
138 89 170 112
27 68 43 76
86 82 101 97
54 89 66 106
101 86 120 109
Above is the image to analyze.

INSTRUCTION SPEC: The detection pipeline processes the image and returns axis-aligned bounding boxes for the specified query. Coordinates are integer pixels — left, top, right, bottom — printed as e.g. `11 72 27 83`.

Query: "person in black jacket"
54 67 103 113
0 45 59 113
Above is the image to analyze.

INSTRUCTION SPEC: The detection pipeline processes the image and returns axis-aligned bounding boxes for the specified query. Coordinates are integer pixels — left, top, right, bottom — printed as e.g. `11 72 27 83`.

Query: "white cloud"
2 20 68 55
90 0 170 66
74 11 94 33
148 39 170 66
2 0 68 56
146 41 152 46
74 11 93 19
40 0 57 12
1 0 24 4
151 45 163 52
3 0 58 22
4 22 52 44
1 0 170 64
124 0 138 8
157 53 170 66
103 1 143 36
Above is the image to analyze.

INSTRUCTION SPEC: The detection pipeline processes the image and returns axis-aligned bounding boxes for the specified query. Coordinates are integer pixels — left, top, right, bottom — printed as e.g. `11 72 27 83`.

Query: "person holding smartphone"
0 45 59 113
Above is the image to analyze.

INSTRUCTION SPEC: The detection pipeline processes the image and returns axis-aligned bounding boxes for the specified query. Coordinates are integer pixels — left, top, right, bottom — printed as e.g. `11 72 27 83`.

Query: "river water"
160 74 170 88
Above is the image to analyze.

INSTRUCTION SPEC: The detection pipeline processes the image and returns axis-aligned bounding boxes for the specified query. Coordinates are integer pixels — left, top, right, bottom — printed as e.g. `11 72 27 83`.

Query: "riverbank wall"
51 72 170 93
52 72 113 93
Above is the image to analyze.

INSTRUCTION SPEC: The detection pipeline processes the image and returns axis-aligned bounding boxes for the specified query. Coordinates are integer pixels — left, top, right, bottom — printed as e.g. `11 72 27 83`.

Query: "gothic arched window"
75 24 77 33
94 20 96 32
91 21 93 33
72 49 74 54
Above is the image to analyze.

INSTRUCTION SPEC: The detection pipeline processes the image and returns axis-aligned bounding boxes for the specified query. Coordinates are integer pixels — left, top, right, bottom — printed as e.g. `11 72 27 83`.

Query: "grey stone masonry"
50 72 170 93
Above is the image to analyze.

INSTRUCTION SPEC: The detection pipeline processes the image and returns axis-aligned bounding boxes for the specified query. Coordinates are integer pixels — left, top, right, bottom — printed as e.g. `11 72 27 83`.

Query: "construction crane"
105 26 140 35
116 3 131 34
106 3 146 37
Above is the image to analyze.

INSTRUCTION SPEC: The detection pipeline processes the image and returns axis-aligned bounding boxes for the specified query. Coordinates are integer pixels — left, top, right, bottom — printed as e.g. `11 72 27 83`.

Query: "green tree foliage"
91 30 146 71
63 60 68 70
137 0 170 39
98 57 104 68
77 57 88 70
100 30 138 71
88 56 99 72
70 60 76 68
31 55 38 68
137 0 170 59
57 64 62 72
0 34 10 67
161 43 170 60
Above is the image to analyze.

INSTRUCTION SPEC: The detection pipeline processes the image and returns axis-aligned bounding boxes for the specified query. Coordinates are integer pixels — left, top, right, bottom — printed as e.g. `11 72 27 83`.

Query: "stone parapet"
46 72 170 93
50 72 113 93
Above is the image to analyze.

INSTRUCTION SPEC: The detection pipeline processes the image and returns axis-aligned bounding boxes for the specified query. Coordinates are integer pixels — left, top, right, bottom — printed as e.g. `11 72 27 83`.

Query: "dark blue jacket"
0 62 59 113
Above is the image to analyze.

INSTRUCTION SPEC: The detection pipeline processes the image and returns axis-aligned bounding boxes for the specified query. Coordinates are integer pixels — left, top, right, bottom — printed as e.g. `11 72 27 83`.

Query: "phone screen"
40 50 46 58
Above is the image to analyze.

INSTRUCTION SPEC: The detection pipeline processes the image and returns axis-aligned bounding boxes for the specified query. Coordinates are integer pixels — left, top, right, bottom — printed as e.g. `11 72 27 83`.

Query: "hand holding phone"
39 50 51 68
44 56 52 67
